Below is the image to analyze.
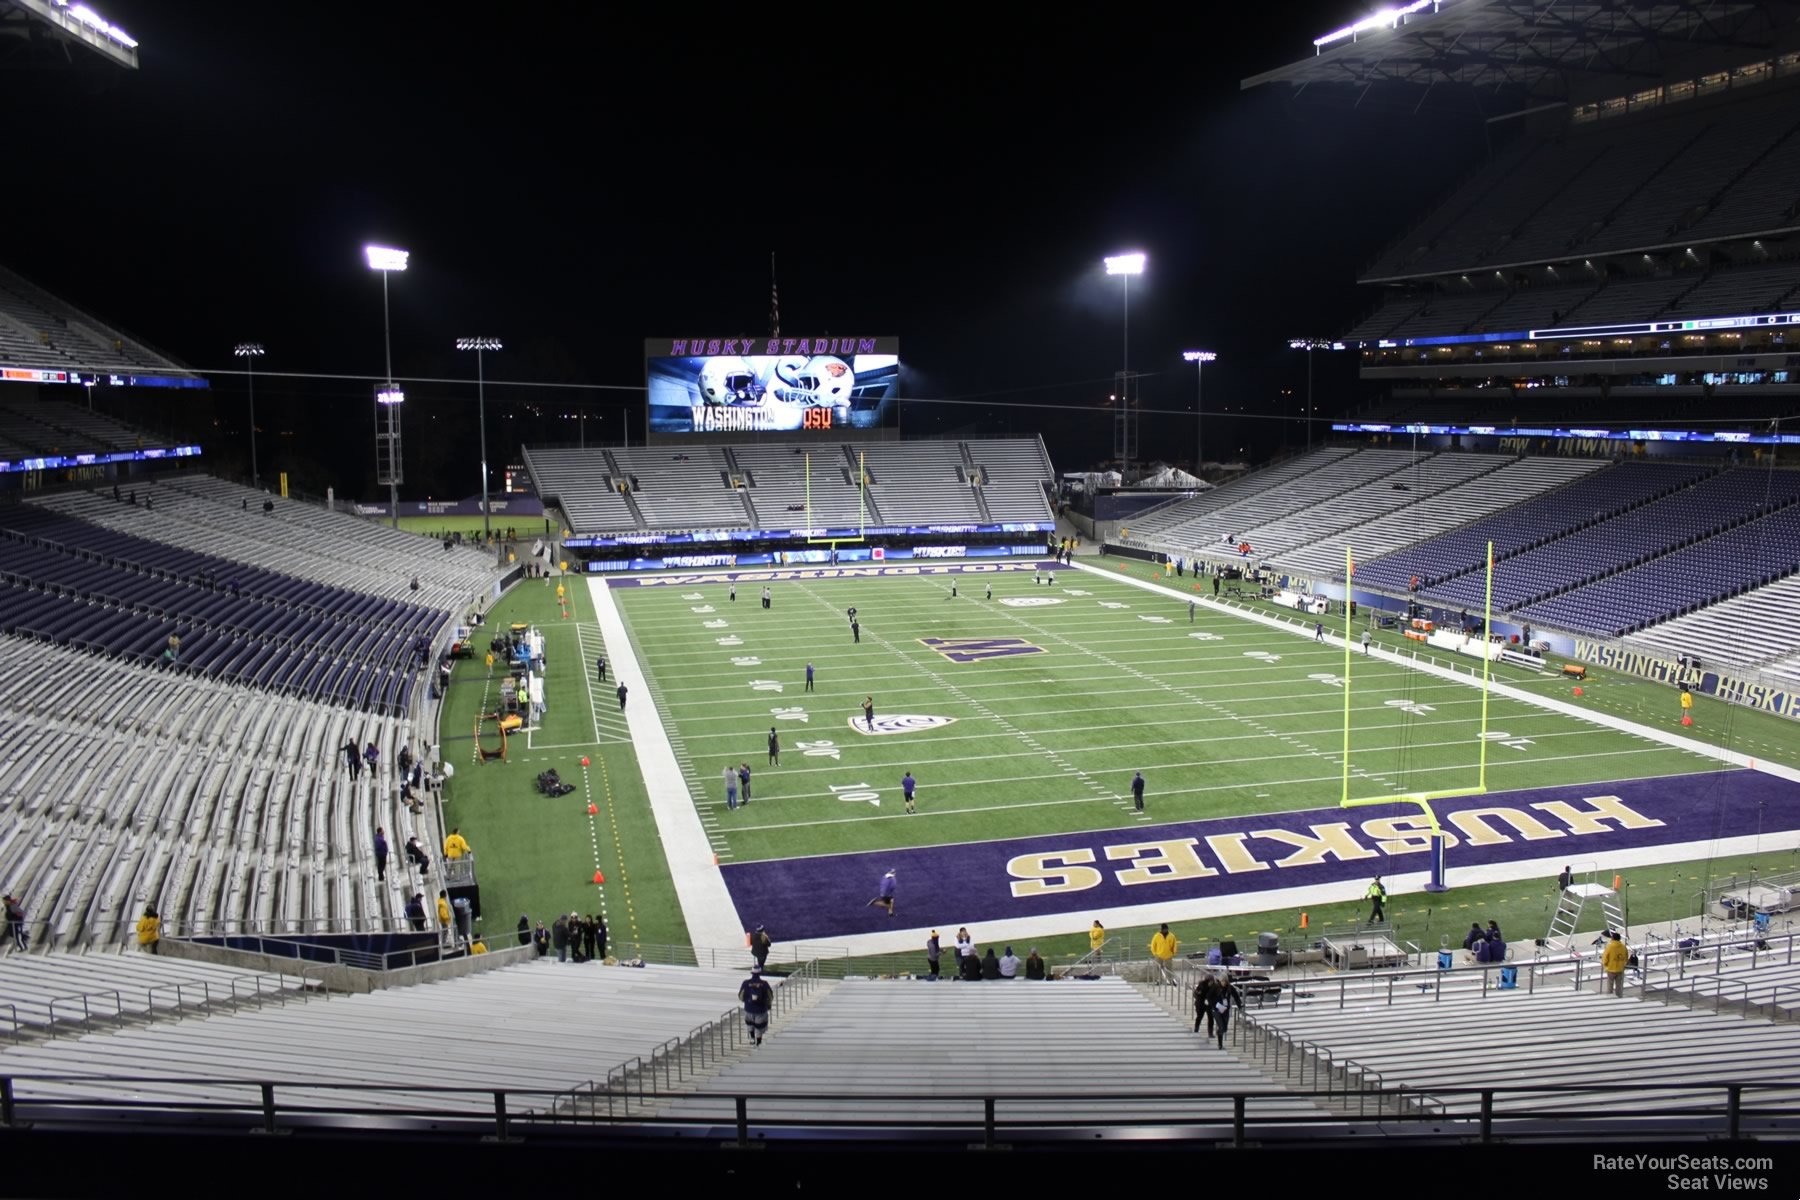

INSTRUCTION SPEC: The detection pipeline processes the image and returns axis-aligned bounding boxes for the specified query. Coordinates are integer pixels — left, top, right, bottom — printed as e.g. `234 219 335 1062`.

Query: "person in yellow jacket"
437 892 451 928
470 940 488 955
1149 923 1179 977
1089 920 1106 962
1600 930 1629 997
444 828 471 860
1680 690 1694 719
136 904 161 955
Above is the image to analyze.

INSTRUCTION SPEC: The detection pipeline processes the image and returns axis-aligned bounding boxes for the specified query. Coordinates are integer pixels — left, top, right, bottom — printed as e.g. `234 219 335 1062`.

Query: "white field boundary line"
585 576 743 948
764 832 1800 959
1080 561 1800 787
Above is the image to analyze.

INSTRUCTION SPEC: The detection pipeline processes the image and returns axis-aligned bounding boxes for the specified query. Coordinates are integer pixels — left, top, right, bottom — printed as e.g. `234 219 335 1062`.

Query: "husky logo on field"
851 714 957 736
919 636 1046 663
999 597 1064 608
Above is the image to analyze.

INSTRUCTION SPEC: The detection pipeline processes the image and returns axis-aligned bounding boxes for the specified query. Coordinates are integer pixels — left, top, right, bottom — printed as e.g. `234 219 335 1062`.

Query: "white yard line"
719 743 1684 834
586 577 744 948
1081 562 1800 787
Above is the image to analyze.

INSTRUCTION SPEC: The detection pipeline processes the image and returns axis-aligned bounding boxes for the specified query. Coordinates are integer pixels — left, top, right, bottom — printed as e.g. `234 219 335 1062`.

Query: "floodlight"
1314 0 1434 48
364 245 409 272
1288 339 1344 351
61 2 137 47
233 343 264 358
1103 253 1146 276
455 337 503 352
1183 350 1218 363
376 386 405 405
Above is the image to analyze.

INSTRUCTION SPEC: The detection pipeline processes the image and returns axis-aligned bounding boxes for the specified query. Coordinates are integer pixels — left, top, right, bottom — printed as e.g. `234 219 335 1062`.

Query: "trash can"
1499 965 1518 989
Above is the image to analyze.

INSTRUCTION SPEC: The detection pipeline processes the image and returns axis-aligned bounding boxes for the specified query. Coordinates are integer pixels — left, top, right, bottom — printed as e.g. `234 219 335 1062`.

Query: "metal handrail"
4 1072 1796 1142
1766 983 1800 1019
45 990 121 1036
547 957 825 1121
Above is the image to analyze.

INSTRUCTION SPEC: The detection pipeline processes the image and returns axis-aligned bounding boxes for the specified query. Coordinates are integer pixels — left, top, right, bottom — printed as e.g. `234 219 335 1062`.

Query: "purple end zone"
607 560 1073 587
721 770 1800 941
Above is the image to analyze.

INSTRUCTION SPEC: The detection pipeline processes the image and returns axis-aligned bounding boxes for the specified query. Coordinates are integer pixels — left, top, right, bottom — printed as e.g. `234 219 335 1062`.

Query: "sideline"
737 835 1788 959
586 576 745 949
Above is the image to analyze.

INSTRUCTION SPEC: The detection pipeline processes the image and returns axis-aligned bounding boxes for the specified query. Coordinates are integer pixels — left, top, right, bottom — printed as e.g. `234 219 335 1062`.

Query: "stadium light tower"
1104 253 1146 478
455 337 502 542
1183 350 1217 479
233 343 265 488
1288 339 1345 453
366 245 408 529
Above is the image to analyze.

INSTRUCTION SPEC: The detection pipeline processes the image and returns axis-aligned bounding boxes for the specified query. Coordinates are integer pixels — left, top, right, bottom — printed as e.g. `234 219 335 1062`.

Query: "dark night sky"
0 2 1496 496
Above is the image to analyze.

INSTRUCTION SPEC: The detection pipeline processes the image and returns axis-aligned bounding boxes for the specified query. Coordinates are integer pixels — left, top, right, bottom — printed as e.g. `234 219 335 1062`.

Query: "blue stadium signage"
0 444 203 474
562 520 1054 549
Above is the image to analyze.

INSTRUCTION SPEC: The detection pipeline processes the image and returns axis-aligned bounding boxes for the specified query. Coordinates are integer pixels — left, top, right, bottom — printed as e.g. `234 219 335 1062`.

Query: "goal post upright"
1337 545 1493 893
1479 537 1494 792
1341 542 1353 808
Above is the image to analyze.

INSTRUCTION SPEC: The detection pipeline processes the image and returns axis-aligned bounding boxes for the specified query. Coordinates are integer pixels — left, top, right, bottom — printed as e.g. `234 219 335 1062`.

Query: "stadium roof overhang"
1243 0 1799 113
0 0 138 71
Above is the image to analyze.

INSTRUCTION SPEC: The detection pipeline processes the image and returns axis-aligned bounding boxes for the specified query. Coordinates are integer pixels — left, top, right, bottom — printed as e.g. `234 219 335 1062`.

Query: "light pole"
455 337 502 542
1288 339 1345 453
1183 350 1217 479
233 343 265 487
1104 252 1146 477
366 245 409 528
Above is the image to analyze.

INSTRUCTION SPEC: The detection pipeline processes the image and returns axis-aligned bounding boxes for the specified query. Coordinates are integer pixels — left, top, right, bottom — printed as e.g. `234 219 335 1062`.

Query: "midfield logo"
920 636 1046 663
999 597 1064 608
852 714 958 736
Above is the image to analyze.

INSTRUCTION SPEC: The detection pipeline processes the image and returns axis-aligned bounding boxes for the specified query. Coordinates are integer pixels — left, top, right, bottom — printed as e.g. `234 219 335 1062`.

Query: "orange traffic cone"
1572 686 1584 697
587 803 597 815
580 756 590 768
593 869 605 885
1299 912 1309 930
1681 713 1693 727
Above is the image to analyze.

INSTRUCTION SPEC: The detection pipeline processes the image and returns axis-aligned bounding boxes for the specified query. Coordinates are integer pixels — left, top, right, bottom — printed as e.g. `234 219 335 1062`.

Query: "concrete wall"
162 938 537 993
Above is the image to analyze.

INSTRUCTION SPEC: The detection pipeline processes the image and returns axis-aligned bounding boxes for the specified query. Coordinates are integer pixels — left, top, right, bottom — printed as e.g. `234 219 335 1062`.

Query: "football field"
604 559 1800 946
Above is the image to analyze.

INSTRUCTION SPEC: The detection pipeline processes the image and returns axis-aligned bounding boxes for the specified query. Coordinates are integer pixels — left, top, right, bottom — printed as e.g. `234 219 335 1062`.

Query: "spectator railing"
0 1073 1791 1146
545 957 826 1121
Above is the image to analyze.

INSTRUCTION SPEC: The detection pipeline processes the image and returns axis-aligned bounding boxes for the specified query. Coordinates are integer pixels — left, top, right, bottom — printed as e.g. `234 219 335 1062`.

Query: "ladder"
1547 881 1626 952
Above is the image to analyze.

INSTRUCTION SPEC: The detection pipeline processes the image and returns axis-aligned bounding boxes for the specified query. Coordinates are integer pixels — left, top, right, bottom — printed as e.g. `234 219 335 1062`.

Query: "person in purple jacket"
866 869 897 916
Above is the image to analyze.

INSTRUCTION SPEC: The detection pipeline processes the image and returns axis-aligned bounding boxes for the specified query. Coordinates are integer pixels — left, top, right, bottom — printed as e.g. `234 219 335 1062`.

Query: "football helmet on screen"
771 355 855 408
696 356 758 406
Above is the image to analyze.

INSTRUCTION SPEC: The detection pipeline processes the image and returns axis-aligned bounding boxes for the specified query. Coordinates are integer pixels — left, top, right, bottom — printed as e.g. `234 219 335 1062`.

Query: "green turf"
434 559 1800 954
611 565 1791 869
432 577 693 951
